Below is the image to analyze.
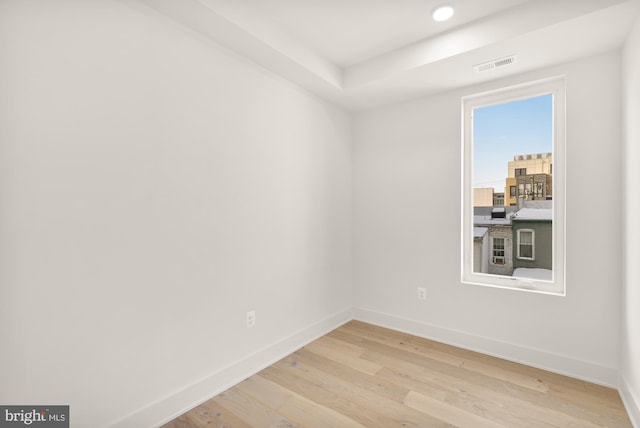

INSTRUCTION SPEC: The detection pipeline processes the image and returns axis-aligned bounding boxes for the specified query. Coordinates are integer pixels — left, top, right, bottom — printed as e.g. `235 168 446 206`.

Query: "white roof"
474 215 512 225
513 208 552 221
474 227 488 238
513 268 553 281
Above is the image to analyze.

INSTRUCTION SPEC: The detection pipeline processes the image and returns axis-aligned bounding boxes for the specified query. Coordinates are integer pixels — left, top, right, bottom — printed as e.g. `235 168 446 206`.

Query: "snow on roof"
513 208 552 221
474 227 488 238
474 215 511 226
513 268 553 281
521 200 552 209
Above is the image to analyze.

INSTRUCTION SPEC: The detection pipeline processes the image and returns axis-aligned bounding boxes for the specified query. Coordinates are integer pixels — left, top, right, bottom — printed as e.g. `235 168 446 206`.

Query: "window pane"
493 238 505 258
520 231 532 244
520 244 533 259
471 94 552 279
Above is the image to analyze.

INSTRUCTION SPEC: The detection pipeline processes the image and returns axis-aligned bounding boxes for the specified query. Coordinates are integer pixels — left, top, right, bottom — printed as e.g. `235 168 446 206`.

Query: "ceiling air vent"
473 55 517 73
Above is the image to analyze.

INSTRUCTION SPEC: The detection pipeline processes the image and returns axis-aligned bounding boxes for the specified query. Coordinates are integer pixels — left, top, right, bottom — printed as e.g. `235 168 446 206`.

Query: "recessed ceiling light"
432 5 454 22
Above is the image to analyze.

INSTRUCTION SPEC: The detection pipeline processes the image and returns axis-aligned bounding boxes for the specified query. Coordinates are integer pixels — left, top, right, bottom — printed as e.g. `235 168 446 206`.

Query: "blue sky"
473 94 552 192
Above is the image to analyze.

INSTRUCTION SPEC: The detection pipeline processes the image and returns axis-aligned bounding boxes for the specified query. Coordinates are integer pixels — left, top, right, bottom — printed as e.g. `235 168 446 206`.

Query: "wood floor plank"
213 387 299 427
367 350 552 427
163 321 632 428
195 401 253 428
277 393 365 428
262 350 454 427
161 399 253 428
378 363 615 428
404 390 508 428
340 321 631 425
303 336 384 375
235 374 294 410
161 414 198 428
293 347 410 403
361 337 630 427
330 327 550 393
237 372 364 427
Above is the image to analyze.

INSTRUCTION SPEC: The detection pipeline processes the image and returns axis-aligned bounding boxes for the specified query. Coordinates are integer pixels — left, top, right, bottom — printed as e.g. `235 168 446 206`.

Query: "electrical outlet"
246 310 256 328
417 287 427 301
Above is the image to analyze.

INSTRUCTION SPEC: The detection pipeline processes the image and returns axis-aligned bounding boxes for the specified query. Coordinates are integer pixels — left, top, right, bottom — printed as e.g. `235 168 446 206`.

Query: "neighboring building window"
534 181 544 198
492 238 505 264
517 230 535 260
462 76 566 295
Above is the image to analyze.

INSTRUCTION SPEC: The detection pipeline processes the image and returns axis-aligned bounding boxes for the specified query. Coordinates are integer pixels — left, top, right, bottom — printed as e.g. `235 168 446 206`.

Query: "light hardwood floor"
162 321 631 427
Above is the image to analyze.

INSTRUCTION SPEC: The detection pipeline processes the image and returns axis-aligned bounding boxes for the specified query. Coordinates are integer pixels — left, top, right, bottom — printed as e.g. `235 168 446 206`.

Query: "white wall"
354 51 623 386
1 1 636 426
0 1 352 427
622 14 640 427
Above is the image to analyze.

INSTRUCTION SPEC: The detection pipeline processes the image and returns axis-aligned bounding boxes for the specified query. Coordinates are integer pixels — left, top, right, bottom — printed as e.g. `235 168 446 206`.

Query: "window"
461 77 565 295
534 181 544 199
517 230 535 260
492 238 505 264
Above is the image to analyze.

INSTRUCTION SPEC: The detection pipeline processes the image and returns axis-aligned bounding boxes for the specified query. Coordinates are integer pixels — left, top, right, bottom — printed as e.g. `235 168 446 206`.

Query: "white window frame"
461 76 566 295
491 237 505 264
516 229 535 260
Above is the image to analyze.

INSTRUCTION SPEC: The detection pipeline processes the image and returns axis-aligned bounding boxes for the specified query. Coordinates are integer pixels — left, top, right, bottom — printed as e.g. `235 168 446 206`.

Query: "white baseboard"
620 375 640 428
107 307 353 428
353 307 619 388
107 306 624 427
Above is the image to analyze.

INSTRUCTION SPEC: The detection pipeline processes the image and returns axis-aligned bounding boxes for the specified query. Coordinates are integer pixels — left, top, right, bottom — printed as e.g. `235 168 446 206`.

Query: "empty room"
2 0 640 427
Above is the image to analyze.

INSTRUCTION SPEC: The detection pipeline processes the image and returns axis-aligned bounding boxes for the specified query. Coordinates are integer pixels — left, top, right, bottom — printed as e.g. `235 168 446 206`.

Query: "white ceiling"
235 0 529 67
142 0 640 111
